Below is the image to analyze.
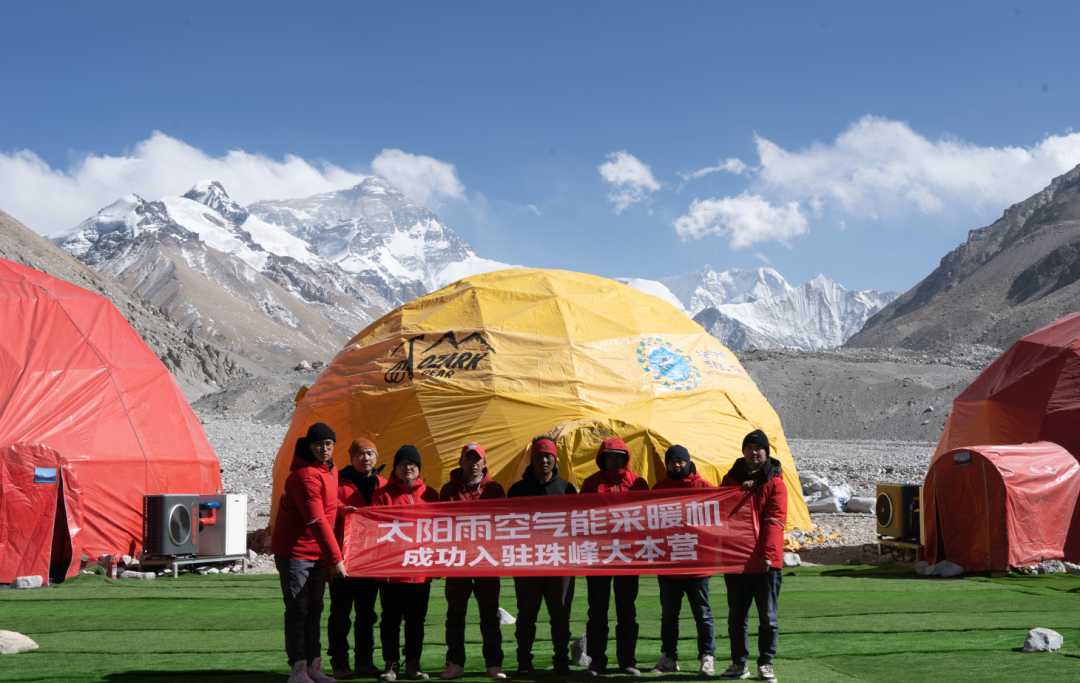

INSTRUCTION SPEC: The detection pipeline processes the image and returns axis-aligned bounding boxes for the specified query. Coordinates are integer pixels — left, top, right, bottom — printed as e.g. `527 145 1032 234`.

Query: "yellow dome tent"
270 269 811 532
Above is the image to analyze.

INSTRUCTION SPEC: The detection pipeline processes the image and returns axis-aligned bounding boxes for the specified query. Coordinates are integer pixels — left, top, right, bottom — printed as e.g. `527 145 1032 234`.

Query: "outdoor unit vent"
875 483 920 541
143 494 200 556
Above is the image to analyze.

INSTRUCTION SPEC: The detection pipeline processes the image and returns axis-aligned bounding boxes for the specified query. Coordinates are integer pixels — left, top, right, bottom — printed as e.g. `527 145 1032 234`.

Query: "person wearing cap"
328 438 388 680
718 430 787 683
579 437 649 677
507 436 578 677
438 442 507 681
649 445 718 676
371 445 440 682
270 422 347 683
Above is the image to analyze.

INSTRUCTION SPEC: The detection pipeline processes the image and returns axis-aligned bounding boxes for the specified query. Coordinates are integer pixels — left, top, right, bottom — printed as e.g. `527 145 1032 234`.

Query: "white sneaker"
718 663 750 680
650 655 679 674
486 666 507 679
308 657 336 683
289 661 315 683
405 660 429 680
698 654 715 676
441 664 465 680
757 664 776 682
380 662 401 682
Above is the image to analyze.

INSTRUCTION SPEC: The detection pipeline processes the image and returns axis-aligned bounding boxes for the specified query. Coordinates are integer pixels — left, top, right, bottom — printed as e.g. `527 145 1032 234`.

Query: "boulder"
1022 628 1063 653
914 561 930 576
312 360 327 370
247 549 258 562
0 631 38 655
497 607 516 625
121 555 133 566
119 571 156 580
846 558 863 566
1064 562 1080 576
569 634 591 667
11 576 42 590
928 561 964 577
782 552 801 567
1036 560 1066 575
874 554 897 564
294 361 312 371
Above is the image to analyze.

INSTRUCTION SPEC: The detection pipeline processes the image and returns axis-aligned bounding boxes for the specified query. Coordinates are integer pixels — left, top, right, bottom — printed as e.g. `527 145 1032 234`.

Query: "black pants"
274 555 328 666
513 575 575 666
445 576 503 668
380 582 432 664
328 577 380 670
585 575 638 670
724 570 783 666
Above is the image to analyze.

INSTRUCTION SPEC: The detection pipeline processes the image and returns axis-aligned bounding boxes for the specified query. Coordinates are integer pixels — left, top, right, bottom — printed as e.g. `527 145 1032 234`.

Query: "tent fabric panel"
930 450 998 572
0 444 61 583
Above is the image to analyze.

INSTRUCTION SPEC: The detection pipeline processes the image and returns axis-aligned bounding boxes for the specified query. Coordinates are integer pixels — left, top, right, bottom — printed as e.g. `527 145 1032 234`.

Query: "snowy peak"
183 179 249 225
660 265 792 315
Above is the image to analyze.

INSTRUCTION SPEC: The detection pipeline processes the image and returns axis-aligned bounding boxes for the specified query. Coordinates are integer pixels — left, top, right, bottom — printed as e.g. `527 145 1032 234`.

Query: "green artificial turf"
2 569 1080 682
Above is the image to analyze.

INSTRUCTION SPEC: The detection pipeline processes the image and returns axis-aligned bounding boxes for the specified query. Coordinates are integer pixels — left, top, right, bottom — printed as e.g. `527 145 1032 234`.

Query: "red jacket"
720 470 788 570
440 468 505 501
581 466 650 494
271 455 343 563
652 465 715 490
371 474 440 583
334 470 387 547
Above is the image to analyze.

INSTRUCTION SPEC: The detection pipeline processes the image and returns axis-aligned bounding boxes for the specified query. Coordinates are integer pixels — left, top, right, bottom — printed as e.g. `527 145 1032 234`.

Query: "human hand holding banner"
343 487 760 577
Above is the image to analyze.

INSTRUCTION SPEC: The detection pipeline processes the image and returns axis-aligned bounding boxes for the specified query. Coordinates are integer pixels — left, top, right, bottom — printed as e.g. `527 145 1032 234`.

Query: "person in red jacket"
580 437 650 677
438 442 507 681
328 438 388 680
372 445 440 682
270 422 347 683
649 445 717 676
718 430 787 683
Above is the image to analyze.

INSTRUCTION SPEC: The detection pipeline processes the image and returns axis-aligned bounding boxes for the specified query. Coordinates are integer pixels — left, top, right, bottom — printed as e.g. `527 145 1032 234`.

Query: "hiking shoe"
486 666 507 680
618 667 641 676
333 666 355 680
308 657 336 683
404 660 429 680
516 663 535 676
552 660 572 677
718 663 750 680
289 661 315 683
698 655 715 676
440 664 465 680
355 664 382 678
649 655 679 674
583 670 601 677
756 665 776 682
380 662 400 682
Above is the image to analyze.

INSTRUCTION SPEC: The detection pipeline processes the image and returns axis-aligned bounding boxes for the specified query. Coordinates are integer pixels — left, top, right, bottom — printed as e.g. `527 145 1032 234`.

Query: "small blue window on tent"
34 468 57 483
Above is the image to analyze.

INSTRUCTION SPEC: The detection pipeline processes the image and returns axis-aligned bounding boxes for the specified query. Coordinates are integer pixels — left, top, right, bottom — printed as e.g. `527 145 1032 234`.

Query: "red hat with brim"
460 442 487 459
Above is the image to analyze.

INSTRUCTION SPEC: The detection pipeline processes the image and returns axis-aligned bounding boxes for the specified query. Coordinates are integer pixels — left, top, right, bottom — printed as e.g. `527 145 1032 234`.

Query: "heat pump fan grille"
876 492 894 527
168 504 192 546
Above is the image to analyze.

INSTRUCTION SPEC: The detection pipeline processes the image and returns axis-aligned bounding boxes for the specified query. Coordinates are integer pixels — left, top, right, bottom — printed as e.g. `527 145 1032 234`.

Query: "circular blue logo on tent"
636 337 701 391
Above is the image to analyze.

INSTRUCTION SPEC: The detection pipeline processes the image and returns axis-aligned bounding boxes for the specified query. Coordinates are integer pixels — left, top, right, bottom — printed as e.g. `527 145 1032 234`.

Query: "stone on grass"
120 571 156 580
914 561 930 576
1064 562 1080 576
782 552 801 567
846 558 863 566
12 576 42 590
874 554 896 564
1022 628 1063 653
570 634 591 667
121 555 133 566
928 561 964 577
206 567 219 574
0 631 38 655
1036 560 1066 575
497 607 515 625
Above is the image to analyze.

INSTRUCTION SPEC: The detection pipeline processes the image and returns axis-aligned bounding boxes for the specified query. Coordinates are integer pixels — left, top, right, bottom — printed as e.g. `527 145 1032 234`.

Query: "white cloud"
752 116 1080 217
679 158 748 180
673 193 808 248
754 252 771 264
0 131 370 235
526 204 542 216
370 148 465 207
599 150 661 213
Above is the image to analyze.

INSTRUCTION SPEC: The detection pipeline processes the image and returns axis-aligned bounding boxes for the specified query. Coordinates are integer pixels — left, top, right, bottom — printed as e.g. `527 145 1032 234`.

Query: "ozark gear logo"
384 331 496 384
636 337 701 391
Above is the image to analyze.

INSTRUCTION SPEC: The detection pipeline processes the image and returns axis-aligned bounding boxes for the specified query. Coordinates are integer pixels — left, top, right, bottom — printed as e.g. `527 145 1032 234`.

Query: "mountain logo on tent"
384 331 495 383
636 337 701 391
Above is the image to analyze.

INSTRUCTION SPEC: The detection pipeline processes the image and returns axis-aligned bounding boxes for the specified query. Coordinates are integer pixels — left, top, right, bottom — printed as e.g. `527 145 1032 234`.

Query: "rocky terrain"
848 162 1080 351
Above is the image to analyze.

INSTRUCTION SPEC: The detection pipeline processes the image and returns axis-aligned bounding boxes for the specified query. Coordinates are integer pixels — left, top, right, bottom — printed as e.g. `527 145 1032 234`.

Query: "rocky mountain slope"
0 209 251 398
847 163 1080 351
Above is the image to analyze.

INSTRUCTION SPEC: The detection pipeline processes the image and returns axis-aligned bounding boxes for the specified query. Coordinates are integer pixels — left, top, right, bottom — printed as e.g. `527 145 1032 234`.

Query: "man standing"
439 442 507 680
579 437 649 677
270 422 347 683
718 430 787 683
329 438 388 680
372 445 440 682
649 445 717 676
507 437 578 676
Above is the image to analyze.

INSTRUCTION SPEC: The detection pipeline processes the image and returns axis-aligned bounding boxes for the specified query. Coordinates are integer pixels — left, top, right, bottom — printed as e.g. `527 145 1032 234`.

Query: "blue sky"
3 1 1080 293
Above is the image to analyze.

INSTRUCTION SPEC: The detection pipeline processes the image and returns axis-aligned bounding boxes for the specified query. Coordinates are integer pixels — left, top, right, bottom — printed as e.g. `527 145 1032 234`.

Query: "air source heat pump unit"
875 483 920 541
143 494 200 556
197 494 248 556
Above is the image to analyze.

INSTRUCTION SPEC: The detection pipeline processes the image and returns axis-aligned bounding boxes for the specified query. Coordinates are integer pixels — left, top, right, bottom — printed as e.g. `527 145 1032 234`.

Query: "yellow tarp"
271 268 812 532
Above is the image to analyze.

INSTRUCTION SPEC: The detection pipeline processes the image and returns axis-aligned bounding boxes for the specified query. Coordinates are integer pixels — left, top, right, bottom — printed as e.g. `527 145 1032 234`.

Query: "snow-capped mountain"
692 275 902 350
247 178 517 304
660 265 793 315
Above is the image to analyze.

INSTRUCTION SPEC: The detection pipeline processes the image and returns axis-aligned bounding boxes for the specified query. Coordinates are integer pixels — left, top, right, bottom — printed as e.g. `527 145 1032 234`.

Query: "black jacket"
508 464 578 498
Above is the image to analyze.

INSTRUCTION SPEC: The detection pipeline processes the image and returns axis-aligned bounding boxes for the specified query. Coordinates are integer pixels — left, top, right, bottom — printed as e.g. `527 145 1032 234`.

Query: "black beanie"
742 429 770 456
665 445 691 464
394 445 423 470
306 422 337 443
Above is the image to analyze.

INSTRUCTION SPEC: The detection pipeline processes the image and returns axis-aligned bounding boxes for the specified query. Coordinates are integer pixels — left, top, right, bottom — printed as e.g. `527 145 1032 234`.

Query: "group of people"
271 425 788 683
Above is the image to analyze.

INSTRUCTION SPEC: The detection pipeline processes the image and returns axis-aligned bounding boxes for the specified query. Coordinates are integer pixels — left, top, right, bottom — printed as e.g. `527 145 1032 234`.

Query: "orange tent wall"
0 257 221 561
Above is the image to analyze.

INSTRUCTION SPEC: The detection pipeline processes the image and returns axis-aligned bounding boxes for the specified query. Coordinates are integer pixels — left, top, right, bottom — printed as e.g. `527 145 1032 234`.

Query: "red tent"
0 257 221 579
923 443 1080 571
936 312 1080 459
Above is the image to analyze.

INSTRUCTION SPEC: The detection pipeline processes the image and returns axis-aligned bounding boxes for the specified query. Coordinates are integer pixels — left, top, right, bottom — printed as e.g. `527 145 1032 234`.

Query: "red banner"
343 488 760 577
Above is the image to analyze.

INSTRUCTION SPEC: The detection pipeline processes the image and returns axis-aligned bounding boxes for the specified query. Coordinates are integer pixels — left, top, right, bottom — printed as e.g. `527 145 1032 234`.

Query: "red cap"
599 437 630 456
530 439 558 457
460 442 487 459
349 438 378 456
